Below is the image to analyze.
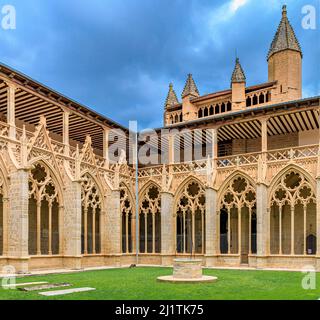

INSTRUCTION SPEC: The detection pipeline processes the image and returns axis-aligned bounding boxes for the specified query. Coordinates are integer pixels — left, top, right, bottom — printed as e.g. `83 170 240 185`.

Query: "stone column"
103 127 110 169
161 191 175 265
105 190 122 265
7 83 16 140
8 169 29 273
205 187 218 266
63 180 82 270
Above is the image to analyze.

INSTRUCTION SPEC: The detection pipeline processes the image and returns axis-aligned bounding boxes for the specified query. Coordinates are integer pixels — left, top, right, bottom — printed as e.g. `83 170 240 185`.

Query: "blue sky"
0 0 319 129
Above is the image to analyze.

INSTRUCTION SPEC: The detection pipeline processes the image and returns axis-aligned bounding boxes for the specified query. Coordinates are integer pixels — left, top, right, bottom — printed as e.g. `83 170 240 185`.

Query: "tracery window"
139 185 161 254
81 174 101 255
120 185 133 254
219 176 256 261
270 171 316 255
176 181 205 254
28 163 60 255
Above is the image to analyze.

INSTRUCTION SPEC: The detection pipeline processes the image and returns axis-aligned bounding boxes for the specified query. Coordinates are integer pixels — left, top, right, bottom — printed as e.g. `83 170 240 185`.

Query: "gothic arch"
139 181 161 254
268 165 316 256
174 176 206 255
80 172 103 255
28 160 63 256
217 172 257 260
120 182 135 254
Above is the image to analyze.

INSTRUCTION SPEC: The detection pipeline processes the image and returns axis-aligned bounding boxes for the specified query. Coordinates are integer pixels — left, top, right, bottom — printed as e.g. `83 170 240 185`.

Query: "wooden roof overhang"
0 63 129 152
144 97 320 153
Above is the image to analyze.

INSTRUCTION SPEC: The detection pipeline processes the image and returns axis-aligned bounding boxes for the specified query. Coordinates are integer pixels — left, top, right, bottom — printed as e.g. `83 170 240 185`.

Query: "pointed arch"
120 182 135 254
28 160 63 256
139 181 161 254
80 171 103 255
174 176 206 255
268 164 317 256
217 171 257 260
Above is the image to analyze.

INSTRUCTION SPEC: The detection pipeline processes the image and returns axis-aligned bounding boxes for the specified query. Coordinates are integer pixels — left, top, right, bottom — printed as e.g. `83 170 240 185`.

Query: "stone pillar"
105 190 121 265
161 191 175 265
63 180 82 269
8 169 29 273
256 183 269 268
205 187 218 266
103 127 110 169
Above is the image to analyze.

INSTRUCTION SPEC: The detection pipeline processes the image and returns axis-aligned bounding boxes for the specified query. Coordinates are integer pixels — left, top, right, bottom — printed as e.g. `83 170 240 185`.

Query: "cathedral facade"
0 6 319 273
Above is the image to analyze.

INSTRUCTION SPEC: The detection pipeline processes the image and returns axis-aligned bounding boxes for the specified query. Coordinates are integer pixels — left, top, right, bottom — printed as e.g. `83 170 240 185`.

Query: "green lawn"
0 267 319 300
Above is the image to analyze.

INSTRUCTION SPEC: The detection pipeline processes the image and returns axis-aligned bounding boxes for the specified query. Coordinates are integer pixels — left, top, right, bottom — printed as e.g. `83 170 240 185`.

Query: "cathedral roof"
267 5 302 60
231 58 246 84
182 74 200 98
164 83 179 108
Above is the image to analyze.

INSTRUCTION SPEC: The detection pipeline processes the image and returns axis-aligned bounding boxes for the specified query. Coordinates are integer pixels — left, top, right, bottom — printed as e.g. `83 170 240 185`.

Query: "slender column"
92 207 96 254
210 128 218 159
279 206 282 255
183 213 186 254
238 208 241 255
201 212 205 254
125 212 129 254
144 213 147 253
168 133 175 165
48 201 52 255
103 127 110 169
131 213 136 254
84 208 88 254
192 213 195 254
152 213 156 254
63 110 70 156
7 83 16 139
303 205 307 255
249 208 252 254
291 206 295 255
227 208 231 254
58 206 64 255
261 118 268 153
36 201 41 255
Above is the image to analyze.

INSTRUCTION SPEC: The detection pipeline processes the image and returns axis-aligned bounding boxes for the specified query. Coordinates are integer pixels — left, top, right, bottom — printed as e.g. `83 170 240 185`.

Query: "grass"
0 267 319 300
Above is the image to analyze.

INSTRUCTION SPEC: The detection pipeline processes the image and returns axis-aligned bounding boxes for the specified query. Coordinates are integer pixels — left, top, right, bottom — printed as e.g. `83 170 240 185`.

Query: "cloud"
230 0 249 13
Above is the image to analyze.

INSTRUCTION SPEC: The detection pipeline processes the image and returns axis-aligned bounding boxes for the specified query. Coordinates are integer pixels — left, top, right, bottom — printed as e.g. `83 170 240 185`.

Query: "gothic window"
227 101 232 112
204 107 208 117
209 106 214 116
139 184 161 253
270 171 316 255
198 109 203 118
176 181 205 254
120 185 133 254
28 163 60 256
221 103 226 113
246 97 252 107
81 174 102 255
219 176 256 259
252 95 258 105
259 93 265 104
215 104 220 114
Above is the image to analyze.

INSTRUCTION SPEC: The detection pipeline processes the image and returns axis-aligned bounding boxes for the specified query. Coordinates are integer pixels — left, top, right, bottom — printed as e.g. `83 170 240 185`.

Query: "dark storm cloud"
0 0 318 129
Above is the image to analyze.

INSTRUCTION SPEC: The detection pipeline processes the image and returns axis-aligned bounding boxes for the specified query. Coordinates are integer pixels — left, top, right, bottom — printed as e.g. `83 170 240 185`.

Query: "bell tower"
268 5 302 103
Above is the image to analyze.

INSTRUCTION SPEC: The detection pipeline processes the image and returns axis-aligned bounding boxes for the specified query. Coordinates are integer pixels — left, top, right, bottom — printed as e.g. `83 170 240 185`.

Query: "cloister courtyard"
0 267 319 300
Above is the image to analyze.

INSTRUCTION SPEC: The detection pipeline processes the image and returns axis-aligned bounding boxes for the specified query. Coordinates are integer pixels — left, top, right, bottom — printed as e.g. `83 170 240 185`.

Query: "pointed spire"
164 83 179 108
182 74 200 99
231 58 246 85
267 5 302 60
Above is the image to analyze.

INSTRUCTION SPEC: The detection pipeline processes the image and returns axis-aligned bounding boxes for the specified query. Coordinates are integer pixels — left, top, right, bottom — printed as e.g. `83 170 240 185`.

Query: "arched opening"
175 114 179 123
179 114 183 122
139 185 161 253
204 108 208 117
81 174 102 255
219 176 256 263
246 97 252 107
221 103 226 113
28 163 61 256
120 185 133 254
176 181 205 255
198 109 203 118
259 93 265 104
209 106 214 116
215 104 220 114
270 170 316 255
252 95 258 105
227 101 232 112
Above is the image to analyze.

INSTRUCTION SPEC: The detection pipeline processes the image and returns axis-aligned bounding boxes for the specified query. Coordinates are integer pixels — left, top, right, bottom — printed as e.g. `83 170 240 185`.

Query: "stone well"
157 259 217 283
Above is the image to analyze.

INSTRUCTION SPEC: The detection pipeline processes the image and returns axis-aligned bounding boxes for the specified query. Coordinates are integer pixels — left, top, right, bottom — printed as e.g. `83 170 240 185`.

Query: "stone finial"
231 58 246 85
164 83 179 109
182 74 200 99
267 5 302 60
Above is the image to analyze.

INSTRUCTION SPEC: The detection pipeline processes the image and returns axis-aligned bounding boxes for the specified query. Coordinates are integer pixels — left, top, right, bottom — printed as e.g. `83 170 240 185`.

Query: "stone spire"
231 58 246 85
267 5 302 60
164 83 179 108
182 74 200 99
